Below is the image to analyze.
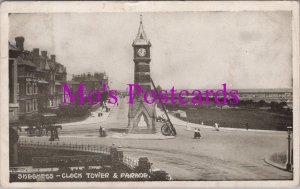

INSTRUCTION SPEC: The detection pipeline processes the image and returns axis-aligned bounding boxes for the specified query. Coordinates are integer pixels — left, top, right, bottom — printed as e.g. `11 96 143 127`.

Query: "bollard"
110 146 119 170
137 157 151 173
286 126 293 171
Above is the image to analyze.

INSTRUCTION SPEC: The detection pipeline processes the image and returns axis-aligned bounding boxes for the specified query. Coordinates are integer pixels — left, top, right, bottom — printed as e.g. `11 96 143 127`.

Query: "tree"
257 100 266 107
156 85 162 92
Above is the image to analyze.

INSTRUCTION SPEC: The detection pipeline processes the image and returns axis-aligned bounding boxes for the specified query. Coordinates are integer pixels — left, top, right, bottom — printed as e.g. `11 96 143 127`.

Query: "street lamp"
286 126 293 171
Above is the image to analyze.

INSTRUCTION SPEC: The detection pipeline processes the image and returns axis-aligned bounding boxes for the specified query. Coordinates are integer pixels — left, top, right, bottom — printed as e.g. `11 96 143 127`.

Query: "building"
9 36 67 122
71 72 108 94
9 40 22 125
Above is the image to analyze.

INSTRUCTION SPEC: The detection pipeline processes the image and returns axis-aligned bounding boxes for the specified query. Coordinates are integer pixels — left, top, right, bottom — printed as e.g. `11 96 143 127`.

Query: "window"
49 99 53 107
26 100 31 113
26 83 28 95
30 83 33 94
32 83 35 94
26 82 31 95
17 83 19 100
32 99 35 111
51 85 55 94
33 99 38 111
32 83 34 94
33 83 38 94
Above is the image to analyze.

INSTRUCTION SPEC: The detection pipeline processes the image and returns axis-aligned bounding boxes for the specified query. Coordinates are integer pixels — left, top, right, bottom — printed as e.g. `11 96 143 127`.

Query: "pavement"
20 97 293 181
111 133 175 140
61 103 115 126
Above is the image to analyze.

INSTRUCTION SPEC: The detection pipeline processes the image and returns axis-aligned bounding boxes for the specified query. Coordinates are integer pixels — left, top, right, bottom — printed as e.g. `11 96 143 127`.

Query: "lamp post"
286 126 293 171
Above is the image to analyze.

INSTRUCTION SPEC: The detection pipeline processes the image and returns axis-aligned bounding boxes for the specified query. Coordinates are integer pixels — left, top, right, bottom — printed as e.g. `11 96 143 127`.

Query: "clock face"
137 48 147 57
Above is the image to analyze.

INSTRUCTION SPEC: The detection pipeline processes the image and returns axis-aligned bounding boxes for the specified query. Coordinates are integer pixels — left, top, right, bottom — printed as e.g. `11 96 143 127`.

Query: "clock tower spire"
133 15 150 46
128 15 156 134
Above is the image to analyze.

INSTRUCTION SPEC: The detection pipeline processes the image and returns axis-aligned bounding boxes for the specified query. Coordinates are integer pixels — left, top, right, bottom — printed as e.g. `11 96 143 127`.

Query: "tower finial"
140 14 142 24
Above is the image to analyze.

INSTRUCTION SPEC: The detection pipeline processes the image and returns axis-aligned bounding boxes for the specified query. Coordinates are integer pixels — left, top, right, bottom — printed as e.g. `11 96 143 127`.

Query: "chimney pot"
41 51 48 58
32 48 39 57
15 36 25 51
50 55 56 62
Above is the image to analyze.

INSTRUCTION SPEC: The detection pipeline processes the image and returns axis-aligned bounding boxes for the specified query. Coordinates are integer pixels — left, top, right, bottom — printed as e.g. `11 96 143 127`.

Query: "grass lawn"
270 152 287 166
57 114 90 124
184 108 292 131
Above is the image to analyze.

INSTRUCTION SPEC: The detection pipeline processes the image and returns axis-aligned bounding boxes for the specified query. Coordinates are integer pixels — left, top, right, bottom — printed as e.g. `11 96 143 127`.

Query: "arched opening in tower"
137 112 149 128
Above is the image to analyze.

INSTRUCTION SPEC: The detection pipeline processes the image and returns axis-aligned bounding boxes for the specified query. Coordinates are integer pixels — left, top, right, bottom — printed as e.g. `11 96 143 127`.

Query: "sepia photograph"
0 1 299 188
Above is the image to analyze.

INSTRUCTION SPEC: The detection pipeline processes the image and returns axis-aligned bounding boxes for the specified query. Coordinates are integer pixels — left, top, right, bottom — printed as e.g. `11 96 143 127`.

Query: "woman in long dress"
194 128 198 139
197 128 201 139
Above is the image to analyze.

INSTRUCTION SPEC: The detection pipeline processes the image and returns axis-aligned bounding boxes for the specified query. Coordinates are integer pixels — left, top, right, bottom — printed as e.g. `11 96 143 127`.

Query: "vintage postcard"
0 1 299 188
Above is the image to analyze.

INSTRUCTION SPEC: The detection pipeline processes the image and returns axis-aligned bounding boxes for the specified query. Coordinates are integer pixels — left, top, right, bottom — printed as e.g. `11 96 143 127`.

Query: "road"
21 97 293 180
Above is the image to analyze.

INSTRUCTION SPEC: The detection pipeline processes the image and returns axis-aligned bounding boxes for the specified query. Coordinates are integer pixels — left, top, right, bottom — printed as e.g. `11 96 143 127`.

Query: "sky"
9 12 292 90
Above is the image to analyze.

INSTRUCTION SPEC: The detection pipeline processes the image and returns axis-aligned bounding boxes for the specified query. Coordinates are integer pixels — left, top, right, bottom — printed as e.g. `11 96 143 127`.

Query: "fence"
122 155 139 169
18 140 111 155
18 140 139 169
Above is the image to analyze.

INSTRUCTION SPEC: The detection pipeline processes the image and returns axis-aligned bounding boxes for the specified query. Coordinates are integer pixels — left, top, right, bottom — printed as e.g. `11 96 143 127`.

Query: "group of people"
99 126 106 137
189 122 220 139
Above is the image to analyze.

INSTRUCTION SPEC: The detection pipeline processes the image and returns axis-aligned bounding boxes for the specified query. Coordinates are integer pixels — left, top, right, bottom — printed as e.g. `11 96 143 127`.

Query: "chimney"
41 51 48 58
15 36 25 51
32 48 39 57
50 55 56 62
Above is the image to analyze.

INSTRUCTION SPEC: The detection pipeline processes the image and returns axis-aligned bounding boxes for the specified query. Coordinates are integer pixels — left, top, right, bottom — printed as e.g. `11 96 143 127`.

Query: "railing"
122 155 139 169
18 140 143 170
18 140 110 155
18 140 140 169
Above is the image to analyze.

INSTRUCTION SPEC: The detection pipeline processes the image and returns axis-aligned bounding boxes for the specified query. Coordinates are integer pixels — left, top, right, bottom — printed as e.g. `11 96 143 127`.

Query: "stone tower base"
128 98 156 134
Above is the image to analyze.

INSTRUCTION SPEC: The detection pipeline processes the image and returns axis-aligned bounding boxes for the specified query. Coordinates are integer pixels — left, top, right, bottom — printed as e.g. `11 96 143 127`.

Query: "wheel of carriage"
161 123 175 136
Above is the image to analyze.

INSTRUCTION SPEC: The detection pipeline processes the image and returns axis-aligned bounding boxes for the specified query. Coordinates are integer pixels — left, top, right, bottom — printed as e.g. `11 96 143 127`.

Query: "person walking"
194 128 198 139
215 123 219 131
102 127 106 137
99 126 103 137
186 121 191 131
197 128 201 139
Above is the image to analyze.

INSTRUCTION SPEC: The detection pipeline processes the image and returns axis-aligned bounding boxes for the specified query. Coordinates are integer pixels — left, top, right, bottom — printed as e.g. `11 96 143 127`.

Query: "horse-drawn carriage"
25 113 62 140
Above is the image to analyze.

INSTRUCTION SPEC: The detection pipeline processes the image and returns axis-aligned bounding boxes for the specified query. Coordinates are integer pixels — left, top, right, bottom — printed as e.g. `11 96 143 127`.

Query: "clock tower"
128 15 156 134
